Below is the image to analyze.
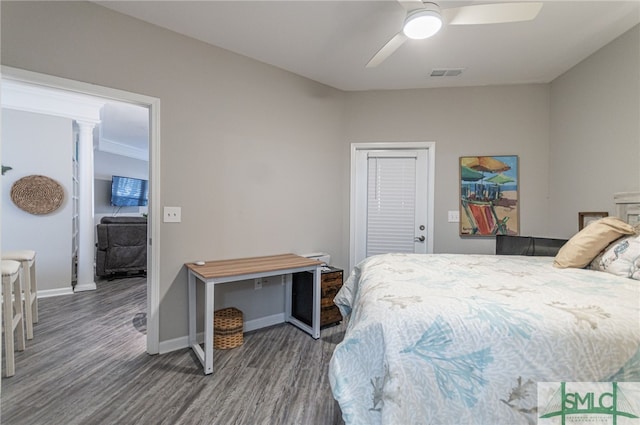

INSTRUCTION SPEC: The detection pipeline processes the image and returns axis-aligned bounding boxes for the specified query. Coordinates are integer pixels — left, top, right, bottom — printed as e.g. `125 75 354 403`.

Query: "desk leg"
204 281 215 374
311 266 321 339
188 272 196 347
284 273 292 320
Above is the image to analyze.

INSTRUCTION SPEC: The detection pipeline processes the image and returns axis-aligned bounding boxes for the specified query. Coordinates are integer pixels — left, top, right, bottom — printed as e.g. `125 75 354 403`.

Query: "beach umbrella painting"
461 156 511 173
459 155 519 237
486 173 514 185
461 166 484 181
485 172 515 201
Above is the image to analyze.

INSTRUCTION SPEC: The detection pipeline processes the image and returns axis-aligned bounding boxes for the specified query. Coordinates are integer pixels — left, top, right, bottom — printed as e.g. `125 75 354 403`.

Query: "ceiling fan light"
403 9 443 40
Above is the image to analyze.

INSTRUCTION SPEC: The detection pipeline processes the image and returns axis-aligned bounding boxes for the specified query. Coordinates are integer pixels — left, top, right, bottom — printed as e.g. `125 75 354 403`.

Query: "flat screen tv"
111 175 149 207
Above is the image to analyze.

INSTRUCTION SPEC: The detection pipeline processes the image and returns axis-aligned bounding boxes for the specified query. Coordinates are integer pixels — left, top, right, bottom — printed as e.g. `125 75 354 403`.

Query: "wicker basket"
214 307 244 350
11 175 64 215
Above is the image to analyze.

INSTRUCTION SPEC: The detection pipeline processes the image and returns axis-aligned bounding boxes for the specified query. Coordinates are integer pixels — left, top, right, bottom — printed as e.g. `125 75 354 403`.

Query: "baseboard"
74 282 97 292
159 335 189 354
244 313 285 332
38 287 75 298
158 313 286 354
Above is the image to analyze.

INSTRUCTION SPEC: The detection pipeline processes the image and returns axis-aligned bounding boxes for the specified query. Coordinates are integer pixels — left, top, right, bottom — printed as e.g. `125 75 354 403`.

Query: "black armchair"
96 217 147 277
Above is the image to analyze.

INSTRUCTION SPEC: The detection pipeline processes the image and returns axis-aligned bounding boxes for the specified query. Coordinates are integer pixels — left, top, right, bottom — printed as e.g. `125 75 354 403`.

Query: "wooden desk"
185 253 322 375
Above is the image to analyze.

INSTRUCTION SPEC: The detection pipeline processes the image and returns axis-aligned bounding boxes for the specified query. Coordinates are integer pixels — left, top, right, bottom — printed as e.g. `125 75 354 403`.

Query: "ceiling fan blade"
443 2 543 25
366 32 408 68
397 0 426 12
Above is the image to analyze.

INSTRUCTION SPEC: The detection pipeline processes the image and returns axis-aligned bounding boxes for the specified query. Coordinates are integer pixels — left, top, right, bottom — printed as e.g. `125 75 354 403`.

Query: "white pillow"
590 234 640 279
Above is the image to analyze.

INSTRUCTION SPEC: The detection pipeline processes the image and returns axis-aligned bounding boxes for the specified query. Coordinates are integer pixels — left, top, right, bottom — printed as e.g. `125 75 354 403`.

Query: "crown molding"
1 79 104 124
97 137 149 161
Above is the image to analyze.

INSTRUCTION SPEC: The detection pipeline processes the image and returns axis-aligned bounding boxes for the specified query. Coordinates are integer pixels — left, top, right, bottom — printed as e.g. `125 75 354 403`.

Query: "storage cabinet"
319 268 343 326
292 267 344 328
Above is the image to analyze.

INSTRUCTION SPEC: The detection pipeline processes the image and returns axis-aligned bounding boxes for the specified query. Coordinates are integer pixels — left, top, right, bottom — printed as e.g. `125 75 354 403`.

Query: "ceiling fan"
366 0 543 68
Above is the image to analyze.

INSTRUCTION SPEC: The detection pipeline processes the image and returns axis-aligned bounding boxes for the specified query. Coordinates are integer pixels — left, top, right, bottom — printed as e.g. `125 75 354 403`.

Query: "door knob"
415 235 425 242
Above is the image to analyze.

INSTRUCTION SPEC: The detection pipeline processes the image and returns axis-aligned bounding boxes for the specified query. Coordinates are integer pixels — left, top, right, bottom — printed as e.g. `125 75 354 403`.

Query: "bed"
329 201 640 425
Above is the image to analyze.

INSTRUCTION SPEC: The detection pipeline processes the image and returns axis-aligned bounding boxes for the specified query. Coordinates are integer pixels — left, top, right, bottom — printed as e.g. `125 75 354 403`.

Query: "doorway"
1 66 160 354
349 142 435 271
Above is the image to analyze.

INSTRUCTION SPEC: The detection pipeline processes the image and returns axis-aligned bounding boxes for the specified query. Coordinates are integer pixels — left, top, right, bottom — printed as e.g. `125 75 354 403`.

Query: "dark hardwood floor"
1 277 346 425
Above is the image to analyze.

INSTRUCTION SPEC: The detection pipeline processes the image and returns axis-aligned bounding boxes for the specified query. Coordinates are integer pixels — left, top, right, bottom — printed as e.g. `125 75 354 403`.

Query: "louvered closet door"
352 147 430 268
366 153 418 256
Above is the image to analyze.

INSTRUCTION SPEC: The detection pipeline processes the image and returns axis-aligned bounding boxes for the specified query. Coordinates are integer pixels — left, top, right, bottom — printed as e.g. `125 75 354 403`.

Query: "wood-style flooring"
1 277 346 425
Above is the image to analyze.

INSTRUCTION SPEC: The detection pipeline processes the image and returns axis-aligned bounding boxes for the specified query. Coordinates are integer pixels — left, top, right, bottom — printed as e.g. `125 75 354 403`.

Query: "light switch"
163 206 181 223
448 210 460 223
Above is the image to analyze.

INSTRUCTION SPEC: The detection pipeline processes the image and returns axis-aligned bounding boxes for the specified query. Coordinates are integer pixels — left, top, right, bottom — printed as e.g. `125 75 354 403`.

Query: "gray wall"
1 1 346 342
1 1 638 345
548 25 640 237
343 84 552 254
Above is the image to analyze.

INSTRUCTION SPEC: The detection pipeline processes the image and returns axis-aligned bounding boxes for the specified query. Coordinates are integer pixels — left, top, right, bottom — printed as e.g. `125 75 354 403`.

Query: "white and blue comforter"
329 254 640 425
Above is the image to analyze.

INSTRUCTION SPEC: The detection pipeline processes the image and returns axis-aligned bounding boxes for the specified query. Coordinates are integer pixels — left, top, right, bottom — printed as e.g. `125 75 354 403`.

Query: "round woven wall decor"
11 175 65 215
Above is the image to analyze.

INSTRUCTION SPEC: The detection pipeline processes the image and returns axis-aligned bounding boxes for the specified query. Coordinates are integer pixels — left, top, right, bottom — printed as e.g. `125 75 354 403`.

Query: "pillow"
590 234 640 279
553 216 635 268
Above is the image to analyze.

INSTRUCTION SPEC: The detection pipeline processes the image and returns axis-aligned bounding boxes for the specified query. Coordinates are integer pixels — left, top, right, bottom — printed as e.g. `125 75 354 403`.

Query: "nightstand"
292 267 344 328
319 267 343 327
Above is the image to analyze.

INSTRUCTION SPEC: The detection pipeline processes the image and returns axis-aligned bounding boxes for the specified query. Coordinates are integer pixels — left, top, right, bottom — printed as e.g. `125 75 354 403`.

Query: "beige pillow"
554 216 635 268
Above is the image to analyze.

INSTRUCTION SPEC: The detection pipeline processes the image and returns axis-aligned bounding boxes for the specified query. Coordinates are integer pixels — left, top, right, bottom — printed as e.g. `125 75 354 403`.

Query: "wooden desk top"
185 253 322 280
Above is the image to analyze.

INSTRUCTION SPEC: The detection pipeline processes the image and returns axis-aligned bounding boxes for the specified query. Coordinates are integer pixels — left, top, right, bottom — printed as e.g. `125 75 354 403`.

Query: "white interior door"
350 142 435 271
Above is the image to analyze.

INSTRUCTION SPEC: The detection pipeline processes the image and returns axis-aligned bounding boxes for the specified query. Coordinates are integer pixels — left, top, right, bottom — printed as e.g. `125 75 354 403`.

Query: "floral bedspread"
329 253 640 425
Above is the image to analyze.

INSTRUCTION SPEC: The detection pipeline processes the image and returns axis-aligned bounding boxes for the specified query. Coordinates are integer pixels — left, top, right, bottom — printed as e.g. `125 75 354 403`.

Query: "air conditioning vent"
430 68 465 77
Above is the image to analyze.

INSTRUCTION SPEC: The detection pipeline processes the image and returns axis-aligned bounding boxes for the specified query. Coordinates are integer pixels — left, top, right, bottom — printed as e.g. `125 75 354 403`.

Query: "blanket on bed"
329 253 640 425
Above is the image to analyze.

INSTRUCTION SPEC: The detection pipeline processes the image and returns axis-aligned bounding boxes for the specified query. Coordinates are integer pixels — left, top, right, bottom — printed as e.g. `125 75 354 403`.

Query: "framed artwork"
578 212 608 230
459 155 519 237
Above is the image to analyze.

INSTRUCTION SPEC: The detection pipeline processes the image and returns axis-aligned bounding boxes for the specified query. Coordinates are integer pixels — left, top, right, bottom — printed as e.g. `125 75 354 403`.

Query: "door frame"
1 66 161 355
349 141 436 272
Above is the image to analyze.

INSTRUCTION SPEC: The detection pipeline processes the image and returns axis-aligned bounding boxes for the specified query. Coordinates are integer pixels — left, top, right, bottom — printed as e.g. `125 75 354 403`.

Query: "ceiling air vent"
430 68 465 77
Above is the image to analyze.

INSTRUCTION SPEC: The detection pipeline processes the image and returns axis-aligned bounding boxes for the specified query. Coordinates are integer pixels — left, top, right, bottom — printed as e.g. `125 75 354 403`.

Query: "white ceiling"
99 102 149 159
96 0 640 91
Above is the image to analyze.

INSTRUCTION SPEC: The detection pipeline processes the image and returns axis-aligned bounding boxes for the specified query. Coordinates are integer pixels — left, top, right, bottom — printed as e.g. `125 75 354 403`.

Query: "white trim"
1 79 105 124
147 98 161 356
158 313 287 354
97 137 148 161
1 66 161 355
74 282 97 292
37 287 75 298
614 192 640 204
349 141 436 272
158 335 188 355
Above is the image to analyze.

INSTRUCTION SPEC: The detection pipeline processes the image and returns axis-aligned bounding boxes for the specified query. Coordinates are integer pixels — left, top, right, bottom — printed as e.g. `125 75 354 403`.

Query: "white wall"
94 150 148 182
548 25 640 238
1 108 73 292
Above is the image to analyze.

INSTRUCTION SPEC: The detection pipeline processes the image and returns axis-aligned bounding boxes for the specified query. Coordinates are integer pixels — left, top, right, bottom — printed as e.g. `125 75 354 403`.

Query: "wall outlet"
448 210 460 223
163 206 181 223
254 278 263 290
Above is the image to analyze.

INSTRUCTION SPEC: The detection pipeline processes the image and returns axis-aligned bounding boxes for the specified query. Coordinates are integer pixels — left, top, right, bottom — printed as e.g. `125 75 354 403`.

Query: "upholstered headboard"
495 193 640 257
496 235 568 256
